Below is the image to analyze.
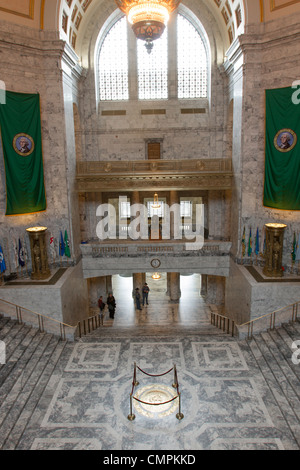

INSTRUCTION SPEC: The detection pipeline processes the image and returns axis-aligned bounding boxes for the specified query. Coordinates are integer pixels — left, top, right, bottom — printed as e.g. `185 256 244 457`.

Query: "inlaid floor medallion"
133 384 179 419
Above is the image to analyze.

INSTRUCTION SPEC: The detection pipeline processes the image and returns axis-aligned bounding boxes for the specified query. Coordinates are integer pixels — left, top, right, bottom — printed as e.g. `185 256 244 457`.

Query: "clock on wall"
151 258 161 269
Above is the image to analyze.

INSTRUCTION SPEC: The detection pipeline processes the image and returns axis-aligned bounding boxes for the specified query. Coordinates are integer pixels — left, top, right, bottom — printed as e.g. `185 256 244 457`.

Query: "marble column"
88 192 101 241
88 275 108 309
169 272 181 302
106 275 113 295
206 276 225 306
200 274 207 298
133 273 144 293
170 190 179 240
130 191 140 240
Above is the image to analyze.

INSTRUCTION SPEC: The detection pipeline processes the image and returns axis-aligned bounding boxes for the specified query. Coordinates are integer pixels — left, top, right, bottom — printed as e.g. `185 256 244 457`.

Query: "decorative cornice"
76 158 233 192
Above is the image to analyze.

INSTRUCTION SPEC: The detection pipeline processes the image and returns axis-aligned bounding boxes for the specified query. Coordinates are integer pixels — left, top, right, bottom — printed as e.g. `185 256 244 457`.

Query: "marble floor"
2 274 300 452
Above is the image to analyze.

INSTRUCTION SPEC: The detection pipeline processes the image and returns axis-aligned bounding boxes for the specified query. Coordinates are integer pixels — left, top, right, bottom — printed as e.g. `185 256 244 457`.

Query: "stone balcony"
80 239 232 278
76 158 233 192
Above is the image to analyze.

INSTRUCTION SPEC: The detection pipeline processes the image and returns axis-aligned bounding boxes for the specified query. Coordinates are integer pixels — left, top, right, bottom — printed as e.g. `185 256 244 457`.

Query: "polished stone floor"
6 275 300 451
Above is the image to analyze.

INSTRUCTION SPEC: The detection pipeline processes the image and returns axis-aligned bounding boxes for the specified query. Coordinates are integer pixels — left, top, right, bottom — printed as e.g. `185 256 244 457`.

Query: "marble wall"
0 20 81 273
225 260 300 325
76 3 230 163
226 12 300 268
0 262 89 327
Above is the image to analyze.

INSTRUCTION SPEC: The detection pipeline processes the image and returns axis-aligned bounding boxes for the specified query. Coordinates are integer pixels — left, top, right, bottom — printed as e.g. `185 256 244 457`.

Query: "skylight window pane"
99 16 129 100
177 14 207 99
137 31 168 100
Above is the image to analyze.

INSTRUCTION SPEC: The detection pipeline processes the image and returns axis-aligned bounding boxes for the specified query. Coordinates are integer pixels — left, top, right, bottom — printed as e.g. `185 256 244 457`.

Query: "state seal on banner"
13 133 35 156
274 129 297 153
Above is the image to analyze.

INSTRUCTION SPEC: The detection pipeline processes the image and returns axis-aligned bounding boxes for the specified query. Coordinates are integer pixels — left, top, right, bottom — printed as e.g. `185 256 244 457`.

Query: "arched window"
97 8 208 101
137 28 168 100
98 16 129 101
177 14 207 99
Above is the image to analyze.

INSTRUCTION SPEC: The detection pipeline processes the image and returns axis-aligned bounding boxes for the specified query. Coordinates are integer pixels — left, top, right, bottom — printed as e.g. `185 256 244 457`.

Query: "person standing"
135 288 142 310
107 293 116 319
142 282 150 306
97 295 106 325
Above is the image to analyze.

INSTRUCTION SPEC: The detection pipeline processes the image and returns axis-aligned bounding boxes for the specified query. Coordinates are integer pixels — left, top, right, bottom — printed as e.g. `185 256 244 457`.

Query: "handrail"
236 300 299 340
210 311 236 336
238 300 299 328
77 311 102 338
0 297 76 341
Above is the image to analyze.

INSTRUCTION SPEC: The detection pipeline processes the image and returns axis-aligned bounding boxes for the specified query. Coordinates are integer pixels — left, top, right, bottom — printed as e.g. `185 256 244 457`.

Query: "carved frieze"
76 158 233 192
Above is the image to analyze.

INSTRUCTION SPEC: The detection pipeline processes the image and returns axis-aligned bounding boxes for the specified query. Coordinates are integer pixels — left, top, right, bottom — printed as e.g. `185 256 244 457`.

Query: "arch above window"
96 6 210 102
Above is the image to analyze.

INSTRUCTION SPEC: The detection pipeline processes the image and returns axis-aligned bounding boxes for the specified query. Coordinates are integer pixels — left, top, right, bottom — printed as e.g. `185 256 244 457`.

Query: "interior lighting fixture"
151 193 161 209
115 0 181 53
151 272 161 280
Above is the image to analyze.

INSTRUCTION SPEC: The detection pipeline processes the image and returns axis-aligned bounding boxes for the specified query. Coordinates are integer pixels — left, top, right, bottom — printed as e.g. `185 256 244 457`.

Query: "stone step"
246 331 300 448
1 337 68 450
0 326 41 389
0 317 20 341
0 327 67 450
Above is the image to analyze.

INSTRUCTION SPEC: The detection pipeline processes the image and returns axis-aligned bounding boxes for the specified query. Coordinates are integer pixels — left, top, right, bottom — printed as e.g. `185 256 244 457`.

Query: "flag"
0 245 6 273
248 228 252 257
260 225 266 256
59 231 65 257
296 234 300 262
64 230 71 258
13 238 19 270
18 238 25 267
255 227 260 256
264 86 300 210
0 91 46 215
49 233 56 261
241 226 246 258
292 232 297 262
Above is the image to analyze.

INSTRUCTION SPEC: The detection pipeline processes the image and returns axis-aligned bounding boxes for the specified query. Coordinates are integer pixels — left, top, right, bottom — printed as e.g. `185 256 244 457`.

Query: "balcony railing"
76 158 233 192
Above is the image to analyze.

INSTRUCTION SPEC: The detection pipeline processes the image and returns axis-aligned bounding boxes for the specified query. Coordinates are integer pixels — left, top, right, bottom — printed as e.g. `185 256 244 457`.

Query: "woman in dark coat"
107 293 116 319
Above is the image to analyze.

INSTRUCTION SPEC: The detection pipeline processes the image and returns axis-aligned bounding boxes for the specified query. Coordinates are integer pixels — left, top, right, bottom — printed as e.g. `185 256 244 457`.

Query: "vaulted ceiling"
1 0 300 59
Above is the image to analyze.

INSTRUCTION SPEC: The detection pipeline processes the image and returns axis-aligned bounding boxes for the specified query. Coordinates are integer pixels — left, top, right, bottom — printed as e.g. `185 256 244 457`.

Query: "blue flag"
18 238 25 267
296 234 300 262
255 227 260 256
248 228 252 257
59 231 65 257
0 245 6 273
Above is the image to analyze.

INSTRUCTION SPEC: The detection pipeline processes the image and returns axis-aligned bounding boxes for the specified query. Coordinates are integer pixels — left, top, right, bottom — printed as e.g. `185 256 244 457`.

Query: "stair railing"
0 298 77 341
210 311 236 337
77 312 102 338
236 300 300 340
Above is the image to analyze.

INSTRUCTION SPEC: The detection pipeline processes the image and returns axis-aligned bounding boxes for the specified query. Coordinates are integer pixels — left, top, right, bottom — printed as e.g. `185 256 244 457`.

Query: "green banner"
0 91 46 215
264 86 300 210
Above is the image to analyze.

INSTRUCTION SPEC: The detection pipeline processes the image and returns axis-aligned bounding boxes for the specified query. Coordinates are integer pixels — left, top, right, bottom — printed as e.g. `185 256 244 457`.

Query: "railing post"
128 393 135 421
176 392 184 420
16 306 22 324
38 314 44 333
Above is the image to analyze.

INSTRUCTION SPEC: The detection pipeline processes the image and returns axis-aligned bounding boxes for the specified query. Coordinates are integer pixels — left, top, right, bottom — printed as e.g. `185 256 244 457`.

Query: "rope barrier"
136 365 174 377
133 395 178 406
127 362 184 421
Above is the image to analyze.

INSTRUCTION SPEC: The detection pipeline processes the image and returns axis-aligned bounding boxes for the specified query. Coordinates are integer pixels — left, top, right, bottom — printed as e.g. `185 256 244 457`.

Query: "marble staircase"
0 309 300 449
239 320 300 448
0 314 68 450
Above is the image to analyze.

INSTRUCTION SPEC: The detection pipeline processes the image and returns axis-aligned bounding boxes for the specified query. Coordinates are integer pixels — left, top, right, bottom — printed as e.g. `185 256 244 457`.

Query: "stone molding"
76 158 233 192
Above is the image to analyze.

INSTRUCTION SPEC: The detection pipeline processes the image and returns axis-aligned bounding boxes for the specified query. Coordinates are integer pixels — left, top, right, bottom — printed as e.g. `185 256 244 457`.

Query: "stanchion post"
128 393 136 421
176 392 184 420
133 361 139 386
172 364 178 389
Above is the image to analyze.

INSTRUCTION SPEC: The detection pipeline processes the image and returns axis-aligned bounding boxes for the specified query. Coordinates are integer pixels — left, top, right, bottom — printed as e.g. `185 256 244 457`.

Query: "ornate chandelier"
115 0 181 53
151 193 160 209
